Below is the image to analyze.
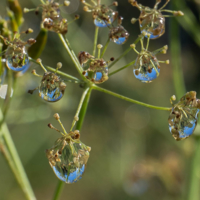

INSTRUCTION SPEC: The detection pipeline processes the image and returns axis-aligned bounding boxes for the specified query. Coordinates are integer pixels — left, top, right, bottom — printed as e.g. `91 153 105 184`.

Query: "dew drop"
93 5 115 27
6 46 30 72
46 137 90 183
133 51 160 83
139 11 165 39
42 1 68 34
39 72 66 102
79 52 109 84
109 25 129 45
168 91 200 141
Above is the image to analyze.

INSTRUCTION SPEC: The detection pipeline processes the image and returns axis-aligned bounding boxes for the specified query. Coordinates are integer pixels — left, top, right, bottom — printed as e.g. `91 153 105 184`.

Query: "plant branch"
58 34 83 76
93 85 171 111
93 26 99 57
52 87 92 200
0 110 36 200
101 38 110 58
70 87 90 131
53 181 65 200
29 57 82 82
108 35 143 69
109 60 136 76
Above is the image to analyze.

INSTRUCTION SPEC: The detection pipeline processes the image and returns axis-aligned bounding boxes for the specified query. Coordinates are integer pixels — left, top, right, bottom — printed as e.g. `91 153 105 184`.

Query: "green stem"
52 181 65 200
70 87 90 131
109 60 136 76
108 35 143 69
93 27 99 57
0 110 36 200
170 11 186 99
58 34 83 77
101 38 110 58
29 57 82 82
0 137 23 191
93 85 171 111
52 87 92 200
76 87 92 130
187 138 200 200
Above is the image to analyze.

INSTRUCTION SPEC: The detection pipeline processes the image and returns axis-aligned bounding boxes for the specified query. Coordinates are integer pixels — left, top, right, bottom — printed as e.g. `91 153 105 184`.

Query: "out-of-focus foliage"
0 0 200 200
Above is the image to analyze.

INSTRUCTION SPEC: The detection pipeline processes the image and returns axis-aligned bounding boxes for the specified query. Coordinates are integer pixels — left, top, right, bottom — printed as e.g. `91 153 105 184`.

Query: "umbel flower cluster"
0 0 198 190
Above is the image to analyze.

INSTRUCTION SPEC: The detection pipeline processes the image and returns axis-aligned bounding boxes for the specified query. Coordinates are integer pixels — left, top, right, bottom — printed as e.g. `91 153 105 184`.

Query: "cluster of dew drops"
0 0 199 184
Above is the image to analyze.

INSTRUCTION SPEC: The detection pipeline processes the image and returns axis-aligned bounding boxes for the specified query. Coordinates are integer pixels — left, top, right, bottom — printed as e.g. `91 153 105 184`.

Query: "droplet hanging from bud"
42 1 68 34
139 11 165 39
46 138 90 183
133 51 160 83
109 25 129 44
93 5 116 27
78 51 109 84
5 37 31 72
168 91 200 141
39 72 66 102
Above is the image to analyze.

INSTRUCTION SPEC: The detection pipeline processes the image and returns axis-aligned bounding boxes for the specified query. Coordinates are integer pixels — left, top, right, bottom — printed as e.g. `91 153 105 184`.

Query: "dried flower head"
129 0 184 39
168 91 200 141
46 114 91 183
78 51 109 84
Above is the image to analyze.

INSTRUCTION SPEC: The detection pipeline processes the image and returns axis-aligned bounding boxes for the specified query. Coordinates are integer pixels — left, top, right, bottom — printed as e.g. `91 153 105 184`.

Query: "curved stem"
93 85 171 111
0 110 36 200
109 60 135 76
108 35 143 69
29 57 82 82
70 87 90 131
58 34 83 76
52 87 92 200
52 180 65 200
101 38 110 58
76 87 92 130
93 27 99 57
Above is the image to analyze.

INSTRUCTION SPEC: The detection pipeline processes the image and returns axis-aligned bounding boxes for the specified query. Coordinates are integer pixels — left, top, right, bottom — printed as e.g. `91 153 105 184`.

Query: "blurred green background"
1 0 200 199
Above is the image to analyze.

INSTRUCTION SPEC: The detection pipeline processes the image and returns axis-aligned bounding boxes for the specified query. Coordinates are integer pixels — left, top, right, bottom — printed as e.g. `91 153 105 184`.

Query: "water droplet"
109 25 129 45
5 46 30 72
46 137 90 183
42 1 68 34
79 52 109 84
93 5 115 27
39 72 66 102
168 91 200 141
133 51 160 83
139 11 165 39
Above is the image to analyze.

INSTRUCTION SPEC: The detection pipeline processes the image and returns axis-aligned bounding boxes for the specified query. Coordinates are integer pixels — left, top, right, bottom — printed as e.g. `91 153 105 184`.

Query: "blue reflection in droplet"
141 29 165 40
133 67 160 83
169 109 199 139
113 37 126 45
6 57 30 72
95 72 103 81
94 17 113 27
39 88 63 102
52 164 85 183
